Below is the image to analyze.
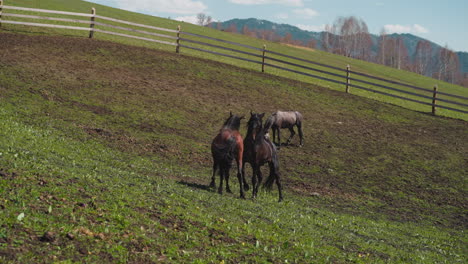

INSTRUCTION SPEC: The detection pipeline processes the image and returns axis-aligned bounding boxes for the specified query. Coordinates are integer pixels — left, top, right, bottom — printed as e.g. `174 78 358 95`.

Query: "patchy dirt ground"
1 32 467 229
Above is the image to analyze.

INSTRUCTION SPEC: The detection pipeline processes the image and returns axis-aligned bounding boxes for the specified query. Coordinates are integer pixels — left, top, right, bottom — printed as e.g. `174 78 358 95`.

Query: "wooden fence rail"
1 2 467 116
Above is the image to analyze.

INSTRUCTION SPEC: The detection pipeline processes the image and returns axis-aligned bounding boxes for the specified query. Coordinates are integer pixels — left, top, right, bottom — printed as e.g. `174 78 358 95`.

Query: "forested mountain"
211 18 468 84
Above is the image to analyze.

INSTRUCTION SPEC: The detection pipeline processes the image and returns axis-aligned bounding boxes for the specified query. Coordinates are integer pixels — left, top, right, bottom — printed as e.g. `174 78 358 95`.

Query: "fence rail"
1 2 467 116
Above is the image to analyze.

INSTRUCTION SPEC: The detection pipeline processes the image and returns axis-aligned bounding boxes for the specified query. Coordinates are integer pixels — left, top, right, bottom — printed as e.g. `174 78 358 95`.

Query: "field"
1 0 467 120
0 31 467 263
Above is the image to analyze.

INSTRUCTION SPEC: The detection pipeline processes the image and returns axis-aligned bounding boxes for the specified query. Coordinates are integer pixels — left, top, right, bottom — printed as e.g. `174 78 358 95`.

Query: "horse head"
247 112 265 138
223 112 244 131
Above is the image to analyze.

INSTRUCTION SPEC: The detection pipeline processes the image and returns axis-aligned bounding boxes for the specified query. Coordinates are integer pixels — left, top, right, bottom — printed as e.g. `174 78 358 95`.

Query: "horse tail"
263 114 275 134
263 143 279 191
212 137 236 169
294 111 303 125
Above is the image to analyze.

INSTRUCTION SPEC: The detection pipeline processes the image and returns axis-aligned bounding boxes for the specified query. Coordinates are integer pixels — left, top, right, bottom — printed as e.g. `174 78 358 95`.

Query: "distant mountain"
213 18 468 74
212 18 322 46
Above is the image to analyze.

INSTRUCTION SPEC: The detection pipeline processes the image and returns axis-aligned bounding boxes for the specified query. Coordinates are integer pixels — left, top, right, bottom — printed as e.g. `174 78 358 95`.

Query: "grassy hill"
0 31 467 263
1 0 467 120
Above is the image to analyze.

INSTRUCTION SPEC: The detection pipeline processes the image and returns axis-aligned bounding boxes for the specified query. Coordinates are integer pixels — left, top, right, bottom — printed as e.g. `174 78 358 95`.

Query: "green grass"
0 101 465 263
1 0 467 120
0 31 467 263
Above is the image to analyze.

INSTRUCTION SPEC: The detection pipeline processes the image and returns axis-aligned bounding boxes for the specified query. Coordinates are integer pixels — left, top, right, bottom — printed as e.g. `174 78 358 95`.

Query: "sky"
86 0 468 52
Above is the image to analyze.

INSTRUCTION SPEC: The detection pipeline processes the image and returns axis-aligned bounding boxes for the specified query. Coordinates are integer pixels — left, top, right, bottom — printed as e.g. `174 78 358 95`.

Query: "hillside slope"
0 33 467 263
2 0 467 120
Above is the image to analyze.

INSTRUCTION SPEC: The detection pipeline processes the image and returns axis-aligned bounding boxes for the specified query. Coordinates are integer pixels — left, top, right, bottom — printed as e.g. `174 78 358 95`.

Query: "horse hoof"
243 184 250 191
209 182 215 188
226 189 232 194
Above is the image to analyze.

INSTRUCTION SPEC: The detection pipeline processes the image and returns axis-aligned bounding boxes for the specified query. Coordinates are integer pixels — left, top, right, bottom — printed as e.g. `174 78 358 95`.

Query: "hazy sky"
86 0 468 52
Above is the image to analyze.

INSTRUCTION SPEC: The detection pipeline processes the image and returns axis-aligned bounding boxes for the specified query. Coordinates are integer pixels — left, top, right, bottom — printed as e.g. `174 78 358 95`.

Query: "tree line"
199 14 467 87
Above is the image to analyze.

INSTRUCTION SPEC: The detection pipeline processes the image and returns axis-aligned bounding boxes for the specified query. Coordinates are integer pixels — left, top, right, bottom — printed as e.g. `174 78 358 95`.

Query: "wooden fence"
1 1 467 116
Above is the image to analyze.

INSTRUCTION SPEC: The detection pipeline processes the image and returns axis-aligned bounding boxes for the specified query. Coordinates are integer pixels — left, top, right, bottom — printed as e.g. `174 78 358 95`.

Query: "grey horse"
264 111 303 147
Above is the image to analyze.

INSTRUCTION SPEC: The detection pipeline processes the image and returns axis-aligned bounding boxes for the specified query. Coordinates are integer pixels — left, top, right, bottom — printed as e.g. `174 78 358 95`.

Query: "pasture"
1 0 467 120
0 32 466 263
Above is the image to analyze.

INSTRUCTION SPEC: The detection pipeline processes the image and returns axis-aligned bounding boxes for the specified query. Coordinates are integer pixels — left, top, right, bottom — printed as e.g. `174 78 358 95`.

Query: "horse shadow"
177 180 211 192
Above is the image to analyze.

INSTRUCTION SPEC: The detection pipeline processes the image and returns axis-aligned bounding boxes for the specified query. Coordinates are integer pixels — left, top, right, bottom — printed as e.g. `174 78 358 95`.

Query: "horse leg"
269 161 283 202
252 165 258 199
218 165 224 194
242 161 249 191
225 167 232 193
287 127 295 145
277 128 281 148
236 160 245 199
209 161 217 188
297 123 304 147
276 173 283 202
254 166 263 199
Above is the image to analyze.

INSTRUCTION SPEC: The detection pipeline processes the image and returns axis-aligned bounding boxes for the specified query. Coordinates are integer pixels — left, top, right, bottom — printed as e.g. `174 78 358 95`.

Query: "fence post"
176 25 181 53
432 85 438 115
262 44 266 73
346 65 351 93
88 7 96 38
0 0 3 28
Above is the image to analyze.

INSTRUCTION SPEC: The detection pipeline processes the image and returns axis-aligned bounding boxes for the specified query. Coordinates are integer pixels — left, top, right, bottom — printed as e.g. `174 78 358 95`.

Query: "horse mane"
222 115 242 131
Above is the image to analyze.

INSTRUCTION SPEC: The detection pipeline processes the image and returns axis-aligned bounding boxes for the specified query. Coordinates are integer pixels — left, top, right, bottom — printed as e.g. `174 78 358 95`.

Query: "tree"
356 24 373 61
242 25 257 38
377 29 387 65
242 25 250 35
322 16 372 60
196 13 212 26
321 25 331 52
196 13 206 26
307 39 317 49
216 21 223 31
282 33 293 44
395 37 410 70
413 40 432 76
225 23 237 33
461 73 468 87
437 45 460 83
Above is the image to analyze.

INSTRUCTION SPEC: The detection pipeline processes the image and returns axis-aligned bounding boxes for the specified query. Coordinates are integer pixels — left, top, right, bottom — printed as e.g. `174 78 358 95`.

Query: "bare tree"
323 16 372 60
216 21 223 31
282 33 293 44
225 23 237 33
196 13 212 26
196 13 206 26
205 16 212 26
437 45 460 83
241 25 257 38
355 21 372 61
461 73 468 87
413 40 432 76
307 39 317 49
395 37 410 70
321 24 332 52
378 29 387 65
322 24 340 53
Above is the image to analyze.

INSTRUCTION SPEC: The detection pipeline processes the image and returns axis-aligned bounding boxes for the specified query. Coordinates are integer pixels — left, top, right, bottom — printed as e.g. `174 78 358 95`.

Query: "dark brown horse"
264 111 303 148
209 112 248 199
243 112 283 202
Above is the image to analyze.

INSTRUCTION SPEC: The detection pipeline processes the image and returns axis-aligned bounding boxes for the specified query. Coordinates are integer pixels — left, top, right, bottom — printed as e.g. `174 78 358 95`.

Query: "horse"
243 111 283 202
209 112 249 199
264 111 303 148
